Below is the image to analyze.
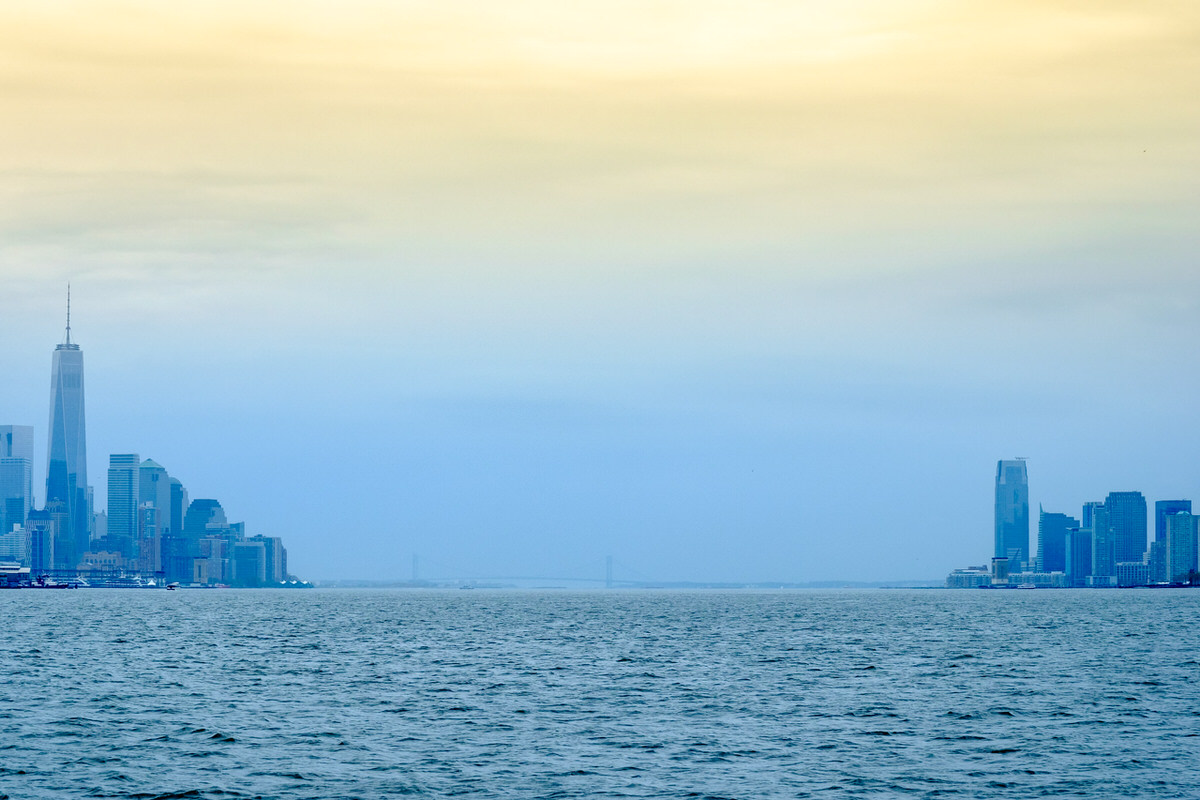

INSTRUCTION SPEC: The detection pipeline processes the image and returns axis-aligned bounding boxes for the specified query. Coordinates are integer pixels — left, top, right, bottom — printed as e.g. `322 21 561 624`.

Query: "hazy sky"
1 0 1197 582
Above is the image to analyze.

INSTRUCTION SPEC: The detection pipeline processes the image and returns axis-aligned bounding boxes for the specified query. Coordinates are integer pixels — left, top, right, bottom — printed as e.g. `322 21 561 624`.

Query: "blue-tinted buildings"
105 454 140 559
1065 526 1092 587
1086 501 1115 581
1165 511 1198 583
0 425 34 537
995 460 1029 568
1155 500 1191 543
45 313 89 570
1036 507 1079 573
1106 491 1147 566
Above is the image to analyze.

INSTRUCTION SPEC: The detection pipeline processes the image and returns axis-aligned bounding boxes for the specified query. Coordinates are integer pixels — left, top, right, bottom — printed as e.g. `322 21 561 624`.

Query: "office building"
0 524 27 563
169 478 187 540
1116 561 1150 588
1087 502 1115 579
1155 500 1191 544
995 459 1029 568
184 498 228 540
0 425 34 536
45 296 89 570
1106 491 1148 565
26 508 56 574
1165 511 1198 583
163 498 230 583
137 459 172 571
195 537 230 585
138 460 171 536
1036 508 1079 573
249 535 287 584
106 454 140 558
1065 527 1092 588
232 540 267 586
945 566 991 588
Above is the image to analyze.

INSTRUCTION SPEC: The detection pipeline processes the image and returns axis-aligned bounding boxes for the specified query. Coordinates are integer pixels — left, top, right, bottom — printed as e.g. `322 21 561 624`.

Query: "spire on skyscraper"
47 291 88 569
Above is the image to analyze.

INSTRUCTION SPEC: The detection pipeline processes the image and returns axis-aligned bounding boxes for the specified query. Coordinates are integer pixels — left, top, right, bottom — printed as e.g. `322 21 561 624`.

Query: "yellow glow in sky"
1 0 1197 278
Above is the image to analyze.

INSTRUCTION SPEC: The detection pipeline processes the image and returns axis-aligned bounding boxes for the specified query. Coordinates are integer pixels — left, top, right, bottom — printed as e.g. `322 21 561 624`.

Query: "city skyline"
2 1 1198 582
0 303 292 586
950 459 1197 588
6 302 1197 584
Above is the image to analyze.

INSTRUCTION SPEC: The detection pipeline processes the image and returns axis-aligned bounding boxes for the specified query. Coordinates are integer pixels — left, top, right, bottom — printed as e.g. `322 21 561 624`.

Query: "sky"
1 0 1198 583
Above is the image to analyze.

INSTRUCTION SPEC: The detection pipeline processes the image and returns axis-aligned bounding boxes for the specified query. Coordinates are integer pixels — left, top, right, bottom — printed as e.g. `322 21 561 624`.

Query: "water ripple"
2 589 1200 798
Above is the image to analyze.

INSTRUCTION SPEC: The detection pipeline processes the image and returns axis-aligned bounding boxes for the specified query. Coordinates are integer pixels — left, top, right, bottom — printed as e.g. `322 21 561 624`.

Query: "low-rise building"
946 566 990 588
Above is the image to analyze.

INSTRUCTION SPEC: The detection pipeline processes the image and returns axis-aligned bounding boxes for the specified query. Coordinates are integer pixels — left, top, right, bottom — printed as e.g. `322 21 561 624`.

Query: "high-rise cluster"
0 297 296 587
947 459 1196 588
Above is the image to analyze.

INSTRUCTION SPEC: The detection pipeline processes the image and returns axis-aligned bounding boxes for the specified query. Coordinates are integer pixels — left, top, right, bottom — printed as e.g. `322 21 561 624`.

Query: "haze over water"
3 1 1199 583
3 589 1199 798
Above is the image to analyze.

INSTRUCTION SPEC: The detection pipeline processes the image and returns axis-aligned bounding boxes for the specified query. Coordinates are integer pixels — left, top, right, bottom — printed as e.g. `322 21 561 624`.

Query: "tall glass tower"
1154 500 1189 544
1106 491 1148 564
46 292 88 570
995 459 1029 568
0 425 35 535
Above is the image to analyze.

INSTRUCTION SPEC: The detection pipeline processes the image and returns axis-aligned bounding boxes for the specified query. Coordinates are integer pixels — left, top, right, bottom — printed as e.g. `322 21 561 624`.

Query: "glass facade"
1036 508 1079 573
46 341 88 570
1106 491 1148 565
1154 500 1191 544
0 425 34 537
995 460 1029 567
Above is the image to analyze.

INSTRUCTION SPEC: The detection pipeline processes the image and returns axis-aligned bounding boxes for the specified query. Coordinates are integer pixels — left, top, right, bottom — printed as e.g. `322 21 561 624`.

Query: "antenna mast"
65 284 72 344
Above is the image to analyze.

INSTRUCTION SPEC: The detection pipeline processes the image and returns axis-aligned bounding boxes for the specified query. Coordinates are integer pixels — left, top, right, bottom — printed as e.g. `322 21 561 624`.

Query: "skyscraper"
1065 526 1092 587
106 454 140 559
184 498 228 540
995 459 1029 568
163 498 230 583
1088 502 1115 580
1106 491 1148 565
138 459 171 537
1154 500 1191 544
169 477 187 540
1165 511 1198 583
45 293 89 570
138 459 172 573
0 425 34 536
1036 507 1079 573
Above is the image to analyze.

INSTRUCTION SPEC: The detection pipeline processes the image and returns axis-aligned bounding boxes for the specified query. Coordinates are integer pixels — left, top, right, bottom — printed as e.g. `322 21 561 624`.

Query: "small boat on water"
166 582 179 591
32 574 75 589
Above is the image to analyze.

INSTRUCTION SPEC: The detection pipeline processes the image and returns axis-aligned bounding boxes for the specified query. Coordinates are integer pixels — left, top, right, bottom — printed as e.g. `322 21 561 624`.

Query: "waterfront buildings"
0 524 28 562
995 459 1030 568
1165 512 1198 583
138 459 172 573
1036 508 1079 573
951 459 1194 588
1107 491 1148 566
1155 500 1191 544
1064 526 1092 587
169 478 187 540
0 425 34 537
25 508 56 574
1087 502 1115 583
0 301 298 588
105 454 140 559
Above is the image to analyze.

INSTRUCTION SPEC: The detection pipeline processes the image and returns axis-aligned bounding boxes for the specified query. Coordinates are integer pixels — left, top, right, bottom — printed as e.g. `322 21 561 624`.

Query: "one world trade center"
46 290 88 570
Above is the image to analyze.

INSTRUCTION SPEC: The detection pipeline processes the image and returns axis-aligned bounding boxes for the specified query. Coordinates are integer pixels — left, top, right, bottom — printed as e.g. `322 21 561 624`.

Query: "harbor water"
1 589 1198 798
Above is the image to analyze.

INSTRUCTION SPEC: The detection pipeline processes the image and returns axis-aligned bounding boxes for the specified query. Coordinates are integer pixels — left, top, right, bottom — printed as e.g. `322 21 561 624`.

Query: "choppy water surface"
2 589 1199 799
